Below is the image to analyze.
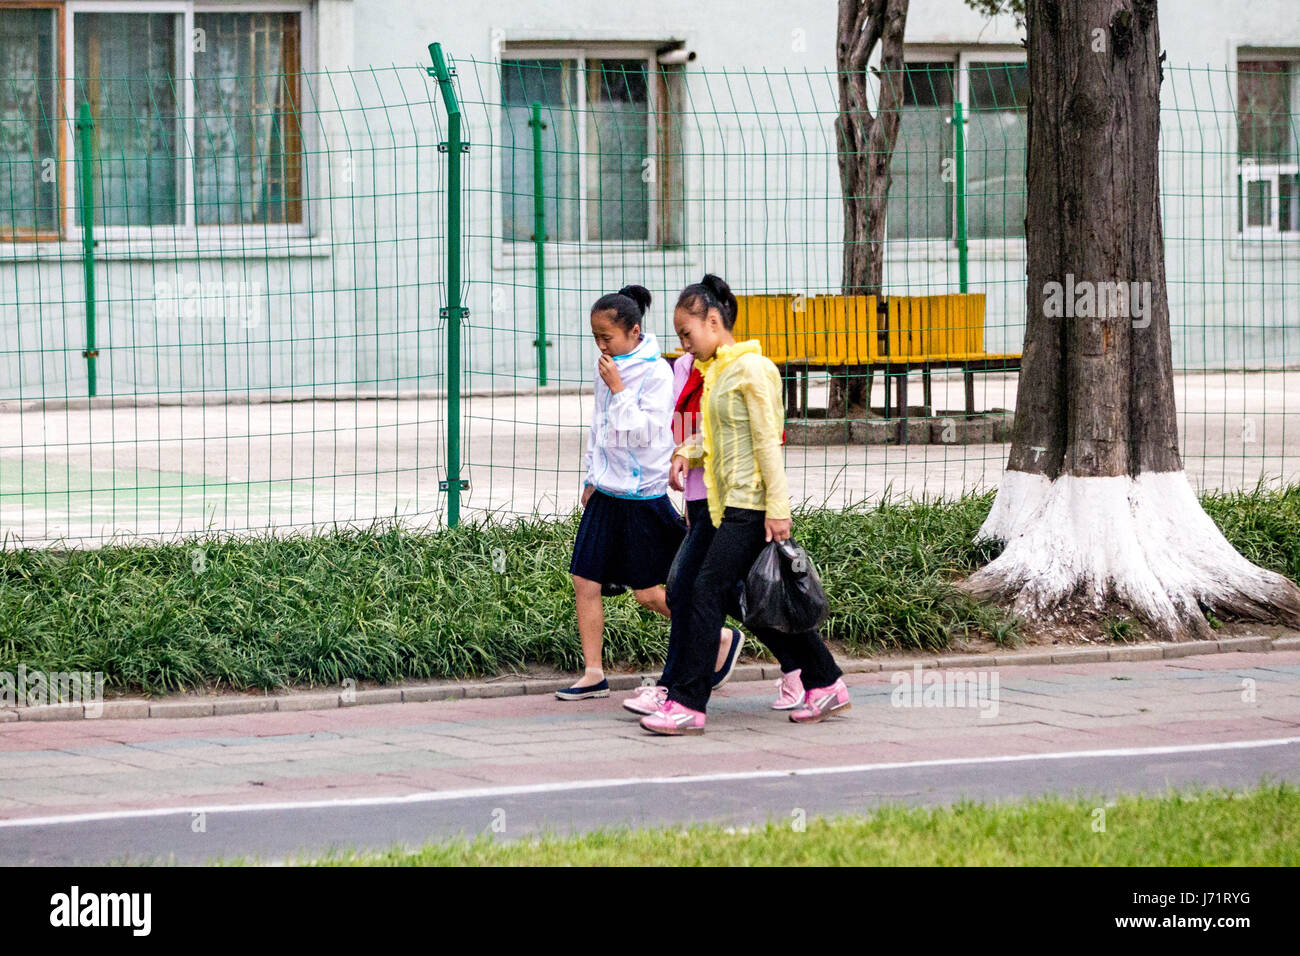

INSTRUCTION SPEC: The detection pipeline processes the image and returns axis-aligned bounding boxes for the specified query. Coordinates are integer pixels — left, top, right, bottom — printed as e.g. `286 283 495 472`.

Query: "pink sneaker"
771 669 805 710
622 684 668 716
639 699 706 736
790 678 851 723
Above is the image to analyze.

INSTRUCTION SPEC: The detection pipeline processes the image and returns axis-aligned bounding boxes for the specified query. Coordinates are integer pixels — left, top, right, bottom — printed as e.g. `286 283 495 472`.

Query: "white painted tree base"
963 470 1300 640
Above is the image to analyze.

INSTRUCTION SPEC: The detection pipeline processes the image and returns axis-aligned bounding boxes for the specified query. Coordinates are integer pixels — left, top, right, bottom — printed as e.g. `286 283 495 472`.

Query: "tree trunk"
962 0 1300 640
832 0 909 418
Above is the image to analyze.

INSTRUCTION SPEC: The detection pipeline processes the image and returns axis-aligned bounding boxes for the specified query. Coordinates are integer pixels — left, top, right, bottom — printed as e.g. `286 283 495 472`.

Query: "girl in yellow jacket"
639 274 851 736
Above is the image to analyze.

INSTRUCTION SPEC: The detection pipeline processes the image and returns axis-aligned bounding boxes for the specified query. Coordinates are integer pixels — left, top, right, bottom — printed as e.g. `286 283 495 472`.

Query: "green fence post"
529 100 549 386
76 102 98 398
953 100 968 293
428 42 469 527
953 100 975 415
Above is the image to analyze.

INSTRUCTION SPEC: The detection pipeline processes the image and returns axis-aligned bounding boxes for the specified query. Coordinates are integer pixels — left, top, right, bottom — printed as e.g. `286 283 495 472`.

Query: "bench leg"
864 370 874 415
922 367 933 417
882 370 891 420
896 370 909 442
801 364 810 417
964 369 976 416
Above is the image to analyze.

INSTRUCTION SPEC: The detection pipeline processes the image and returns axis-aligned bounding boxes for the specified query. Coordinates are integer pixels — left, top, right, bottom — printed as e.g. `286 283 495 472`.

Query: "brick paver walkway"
1 651 1297 822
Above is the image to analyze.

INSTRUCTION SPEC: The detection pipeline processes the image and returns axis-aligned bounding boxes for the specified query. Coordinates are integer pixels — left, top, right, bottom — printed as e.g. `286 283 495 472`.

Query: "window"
74 12 183 227
887 62 954 241
0 2 307 240
501 59 579 242
499 46 683 247
0 5 61 238
193 12 303 226
966 60 1028 238
1237 58 1298 238
887 52 1027 242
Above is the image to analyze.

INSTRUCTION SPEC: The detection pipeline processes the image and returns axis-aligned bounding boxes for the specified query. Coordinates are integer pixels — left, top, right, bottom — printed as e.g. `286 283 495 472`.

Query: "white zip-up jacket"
582 332 676 499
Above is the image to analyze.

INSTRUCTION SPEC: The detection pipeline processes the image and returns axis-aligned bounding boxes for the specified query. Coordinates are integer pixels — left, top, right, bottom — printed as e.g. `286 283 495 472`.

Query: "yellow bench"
732 294 880 366
732 292 1020 419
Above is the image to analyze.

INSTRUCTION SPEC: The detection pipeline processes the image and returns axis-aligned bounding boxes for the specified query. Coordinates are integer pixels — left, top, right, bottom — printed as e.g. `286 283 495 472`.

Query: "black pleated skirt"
570 489 687 595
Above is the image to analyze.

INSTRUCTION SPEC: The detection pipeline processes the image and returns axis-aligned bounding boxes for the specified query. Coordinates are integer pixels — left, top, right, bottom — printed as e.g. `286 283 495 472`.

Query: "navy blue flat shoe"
712 629 745 689
555 678 610 701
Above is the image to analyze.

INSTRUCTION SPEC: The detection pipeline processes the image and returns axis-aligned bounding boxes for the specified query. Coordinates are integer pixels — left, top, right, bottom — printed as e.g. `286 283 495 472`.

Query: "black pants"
666 506 841 713
660 500 799 688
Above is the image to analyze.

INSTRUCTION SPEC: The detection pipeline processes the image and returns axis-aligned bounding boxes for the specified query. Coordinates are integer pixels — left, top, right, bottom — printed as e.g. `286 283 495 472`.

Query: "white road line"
0 735 1296 830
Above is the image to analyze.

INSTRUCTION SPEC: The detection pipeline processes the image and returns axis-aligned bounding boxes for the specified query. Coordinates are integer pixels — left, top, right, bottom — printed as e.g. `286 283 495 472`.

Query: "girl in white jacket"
558 285 686 700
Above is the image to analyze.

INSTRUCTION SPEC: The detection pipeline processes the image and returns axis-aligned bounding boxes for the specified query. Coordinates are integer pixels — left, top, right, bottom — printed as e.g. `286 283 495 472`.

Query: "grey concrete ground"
0 369 1295 547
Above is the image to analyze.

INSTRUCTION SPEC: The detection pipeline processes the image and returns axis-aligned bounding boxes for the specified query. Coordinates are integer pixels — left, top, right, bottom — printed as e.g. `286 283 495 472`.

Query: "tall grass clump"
2 485 1295 696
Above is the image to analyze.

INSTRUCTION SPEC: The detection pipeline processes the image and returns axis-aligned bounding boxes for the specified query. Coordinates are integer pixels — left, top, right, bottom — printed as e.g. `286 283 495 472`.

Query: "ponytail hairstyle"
676 273 738 330
591 284 652 333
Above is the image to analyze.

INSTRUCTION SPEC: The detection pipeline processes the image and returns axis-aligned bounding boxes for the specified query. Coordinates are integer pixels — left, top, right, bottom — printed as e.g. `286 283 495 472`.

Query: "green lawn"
239 784 1298 866
3 484 1297 696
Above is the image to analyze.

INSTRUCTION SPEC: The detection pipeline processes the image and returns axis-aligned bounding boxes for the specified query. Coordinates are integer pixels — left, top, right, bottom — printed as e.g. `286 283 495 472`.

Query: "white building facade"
0 0 1296 401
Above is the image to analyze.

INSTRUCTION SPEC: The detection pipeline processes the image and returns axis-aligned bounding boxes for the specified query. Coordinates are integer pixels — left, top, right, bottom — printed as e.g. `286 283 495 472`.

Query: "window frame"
48 0 315 243
1238 160 1299 238
0 1 67 242
1234 53 1298 242
886 45 1028 259
493 40 671 261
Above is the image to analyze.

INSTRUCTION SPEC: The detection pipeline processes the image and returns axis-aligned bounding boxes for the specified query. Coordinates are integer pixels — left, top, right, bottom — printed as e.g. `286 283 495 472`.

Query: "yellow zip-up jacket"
675 340 791 527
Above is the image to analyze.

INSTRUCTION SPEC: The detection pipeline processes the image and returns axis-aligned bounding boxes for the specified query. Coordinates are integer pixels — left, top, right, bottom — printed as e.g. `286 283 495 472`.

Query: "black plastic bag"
739 537 828 635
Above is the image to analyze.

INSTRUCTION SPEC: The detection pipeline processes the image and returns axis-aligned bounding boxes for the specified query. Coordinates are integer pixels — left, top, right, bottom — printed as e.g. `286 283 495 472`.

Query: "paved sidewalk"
1 650 1297 825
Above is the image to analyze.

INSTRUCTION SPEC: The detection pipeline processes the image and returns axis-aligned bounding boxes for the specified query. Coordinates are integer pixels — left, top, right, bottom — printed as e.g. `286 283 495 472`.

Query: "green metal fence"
0 46 1296 547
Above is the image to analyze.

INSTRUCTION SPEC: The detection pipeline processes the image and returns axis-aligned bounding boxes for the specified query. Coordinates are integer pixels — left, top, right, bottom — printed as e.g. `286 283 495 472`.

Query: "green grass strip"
2 485 1297 696
222 783 1300 867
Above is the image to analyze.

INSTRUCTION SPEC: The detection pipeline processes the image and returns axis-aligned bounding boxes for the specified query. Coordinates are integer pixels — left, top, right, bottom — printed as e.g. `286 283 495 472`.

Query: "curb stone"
842 660 883 673
148 701 215 719
1053 649 1108 664
933 655 993 669
1216 636 1272 653
464 682 523 699
12 704 84 722
999 652 1055 666
274 693 340 713
605 675 645 692
100 700 151 719
402 686 465 703
521 680 571 696
3 635 1296 722
345 689 402 707
1107 645 1164 662
211 698 277 717
1161 643 1206 659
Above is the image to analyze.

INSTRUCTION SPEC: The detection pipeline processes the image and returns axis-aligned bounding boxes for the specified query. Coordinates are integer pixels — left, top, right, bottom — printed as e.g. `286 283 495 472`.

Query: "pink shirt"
672 354 708 501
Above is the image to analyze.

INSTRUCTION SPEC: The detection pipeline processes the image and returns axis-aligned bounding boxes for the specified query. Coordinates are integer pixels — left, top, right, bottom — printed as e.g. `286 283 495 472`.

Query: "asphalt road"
2 737 1296 865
